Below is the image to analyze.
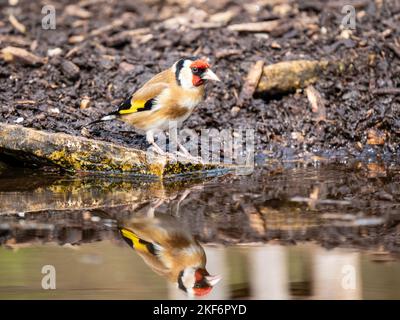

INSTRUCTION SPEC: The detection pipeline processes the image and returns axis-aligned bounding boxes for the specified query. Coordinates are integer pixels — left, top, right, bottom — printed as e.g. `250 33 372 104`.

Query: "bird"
87 57 220 158
119 214 221 297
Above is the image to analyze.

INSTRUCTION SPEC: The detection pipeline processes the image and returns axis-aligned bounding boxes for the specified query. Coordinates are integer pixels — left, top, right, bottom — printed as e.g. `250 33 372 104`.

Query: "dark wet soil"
0 0 399 162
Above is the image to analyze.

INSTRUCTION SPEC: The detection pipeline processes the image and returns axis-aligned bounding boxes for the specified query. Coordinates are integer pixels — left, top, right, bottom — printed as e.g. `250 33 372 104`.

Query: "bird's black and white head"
177 267 221 297
173 57 220 90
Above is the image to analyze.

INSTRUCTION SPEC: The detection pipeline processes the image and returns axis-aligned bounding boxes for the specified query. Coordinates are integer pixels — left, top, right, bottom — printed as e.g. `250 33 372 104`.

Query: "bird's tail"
84 114 117 127
89 209 118 229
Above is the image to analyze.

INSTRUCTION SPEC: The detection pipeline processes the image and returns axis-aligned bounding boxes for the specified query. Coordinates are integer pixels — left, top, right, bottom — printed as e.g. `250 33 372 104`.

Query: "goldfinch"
88 57 220 156
119 215 221 297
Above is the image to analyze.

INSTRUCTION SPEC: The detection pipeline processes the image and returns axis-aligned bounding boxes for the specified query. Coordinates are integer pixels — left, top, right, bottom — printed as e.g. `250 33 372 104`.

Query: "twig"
105 28 151 46
215 49 242 59
0 35 30 47
228 20 280 33
1 46 45 66
208 9 238 25
306 85 326 121
372 88 400 95
63 4 92 19
9 14 26 34
65 43 86 58
385 43 400 59
238 60 264 106
191 21 224 29
90 19 125 37
14 100 36 105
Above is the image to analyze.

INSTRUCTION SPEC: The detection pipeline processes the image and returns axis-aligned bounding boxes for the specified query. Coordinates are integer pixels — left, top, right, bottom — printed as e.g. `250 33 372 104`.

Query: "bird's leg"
172 185 204 217
146 131 177 161
146 198 164 218
151 142 166 155
146 131 166 155
177 143 204 164
175 189 192 217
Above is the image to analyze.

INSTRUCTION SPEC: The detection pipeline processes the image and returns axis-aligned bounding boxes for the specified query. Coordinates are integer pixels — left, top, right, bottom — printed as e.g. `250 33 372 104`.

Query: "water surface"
0 162 399 299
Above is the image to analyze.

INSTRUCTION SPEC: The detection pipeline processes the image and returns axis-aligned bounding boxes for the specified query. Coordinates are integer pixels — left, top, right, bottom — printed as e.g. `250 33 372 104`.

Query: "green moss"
163 161 220 176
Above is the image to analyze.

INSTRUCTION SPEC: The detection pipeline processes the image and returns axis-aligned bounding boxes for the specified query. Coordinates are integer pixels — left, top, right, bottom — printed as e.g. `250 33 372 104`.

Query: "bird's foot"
149 143 180 162
149 143 204 163
150 143 167 156
177 144 204 164
175 152 204 164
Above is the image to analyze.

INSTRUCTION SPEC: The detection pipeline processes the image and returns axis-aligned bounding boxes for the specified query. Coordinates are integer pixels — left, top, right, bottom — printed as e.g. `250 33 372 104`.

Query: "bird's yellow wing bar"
118 99 147 114
120 228 158 255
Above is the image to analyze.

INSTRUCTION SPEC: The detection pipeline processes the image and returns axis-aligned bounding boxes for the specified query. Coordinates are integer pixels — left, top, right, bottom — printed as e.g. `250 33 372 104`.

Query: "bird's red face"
175 57 220 89
190 60 220 87
177 267 221 297
190 60 210 87
192 268 213 296
192 268 222 297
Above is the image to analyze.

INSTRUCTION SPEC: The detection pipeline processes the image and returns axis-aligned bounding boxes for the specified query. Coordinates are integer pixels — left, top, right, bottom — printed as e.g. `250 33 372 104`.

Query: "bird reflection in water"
118 208 221 297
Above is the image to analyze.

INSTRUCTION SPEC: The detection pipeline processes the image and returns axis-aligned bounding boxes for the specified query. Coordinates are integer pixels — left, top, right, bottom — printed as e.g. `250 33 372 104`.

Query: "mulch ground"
0 0 399 162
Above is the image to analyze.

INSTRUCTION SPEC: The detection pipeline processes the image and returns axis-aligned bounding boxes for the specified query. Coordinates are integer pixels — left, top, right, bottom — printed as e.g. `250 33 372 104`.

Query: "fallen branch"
0 175 156 214
256 60 330 95
0 172 208 215
0 124 224 177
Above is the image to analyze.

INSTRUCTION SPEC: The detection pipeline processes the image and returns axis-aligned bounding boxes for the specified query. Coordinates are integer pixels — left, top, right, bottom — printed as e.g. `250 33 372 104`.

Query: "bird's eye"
192 67 198 73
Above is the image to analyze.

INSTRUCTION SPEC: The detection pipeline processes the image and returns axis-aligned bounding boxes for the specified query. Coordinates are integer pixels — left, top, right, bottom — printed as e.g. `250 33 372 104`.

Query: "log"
0 124 225 177
256 60 330 95
0 174 169 215
0 175 149 214
0 171 211 214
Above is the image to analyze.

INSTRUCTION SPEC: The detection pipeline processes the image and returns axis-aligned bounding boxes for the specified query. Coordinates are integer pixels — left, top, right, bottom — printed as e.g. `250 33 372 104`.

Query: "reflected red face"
190 60 210 87
193 286 212 296
190 60 210 70
192 268 213 296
